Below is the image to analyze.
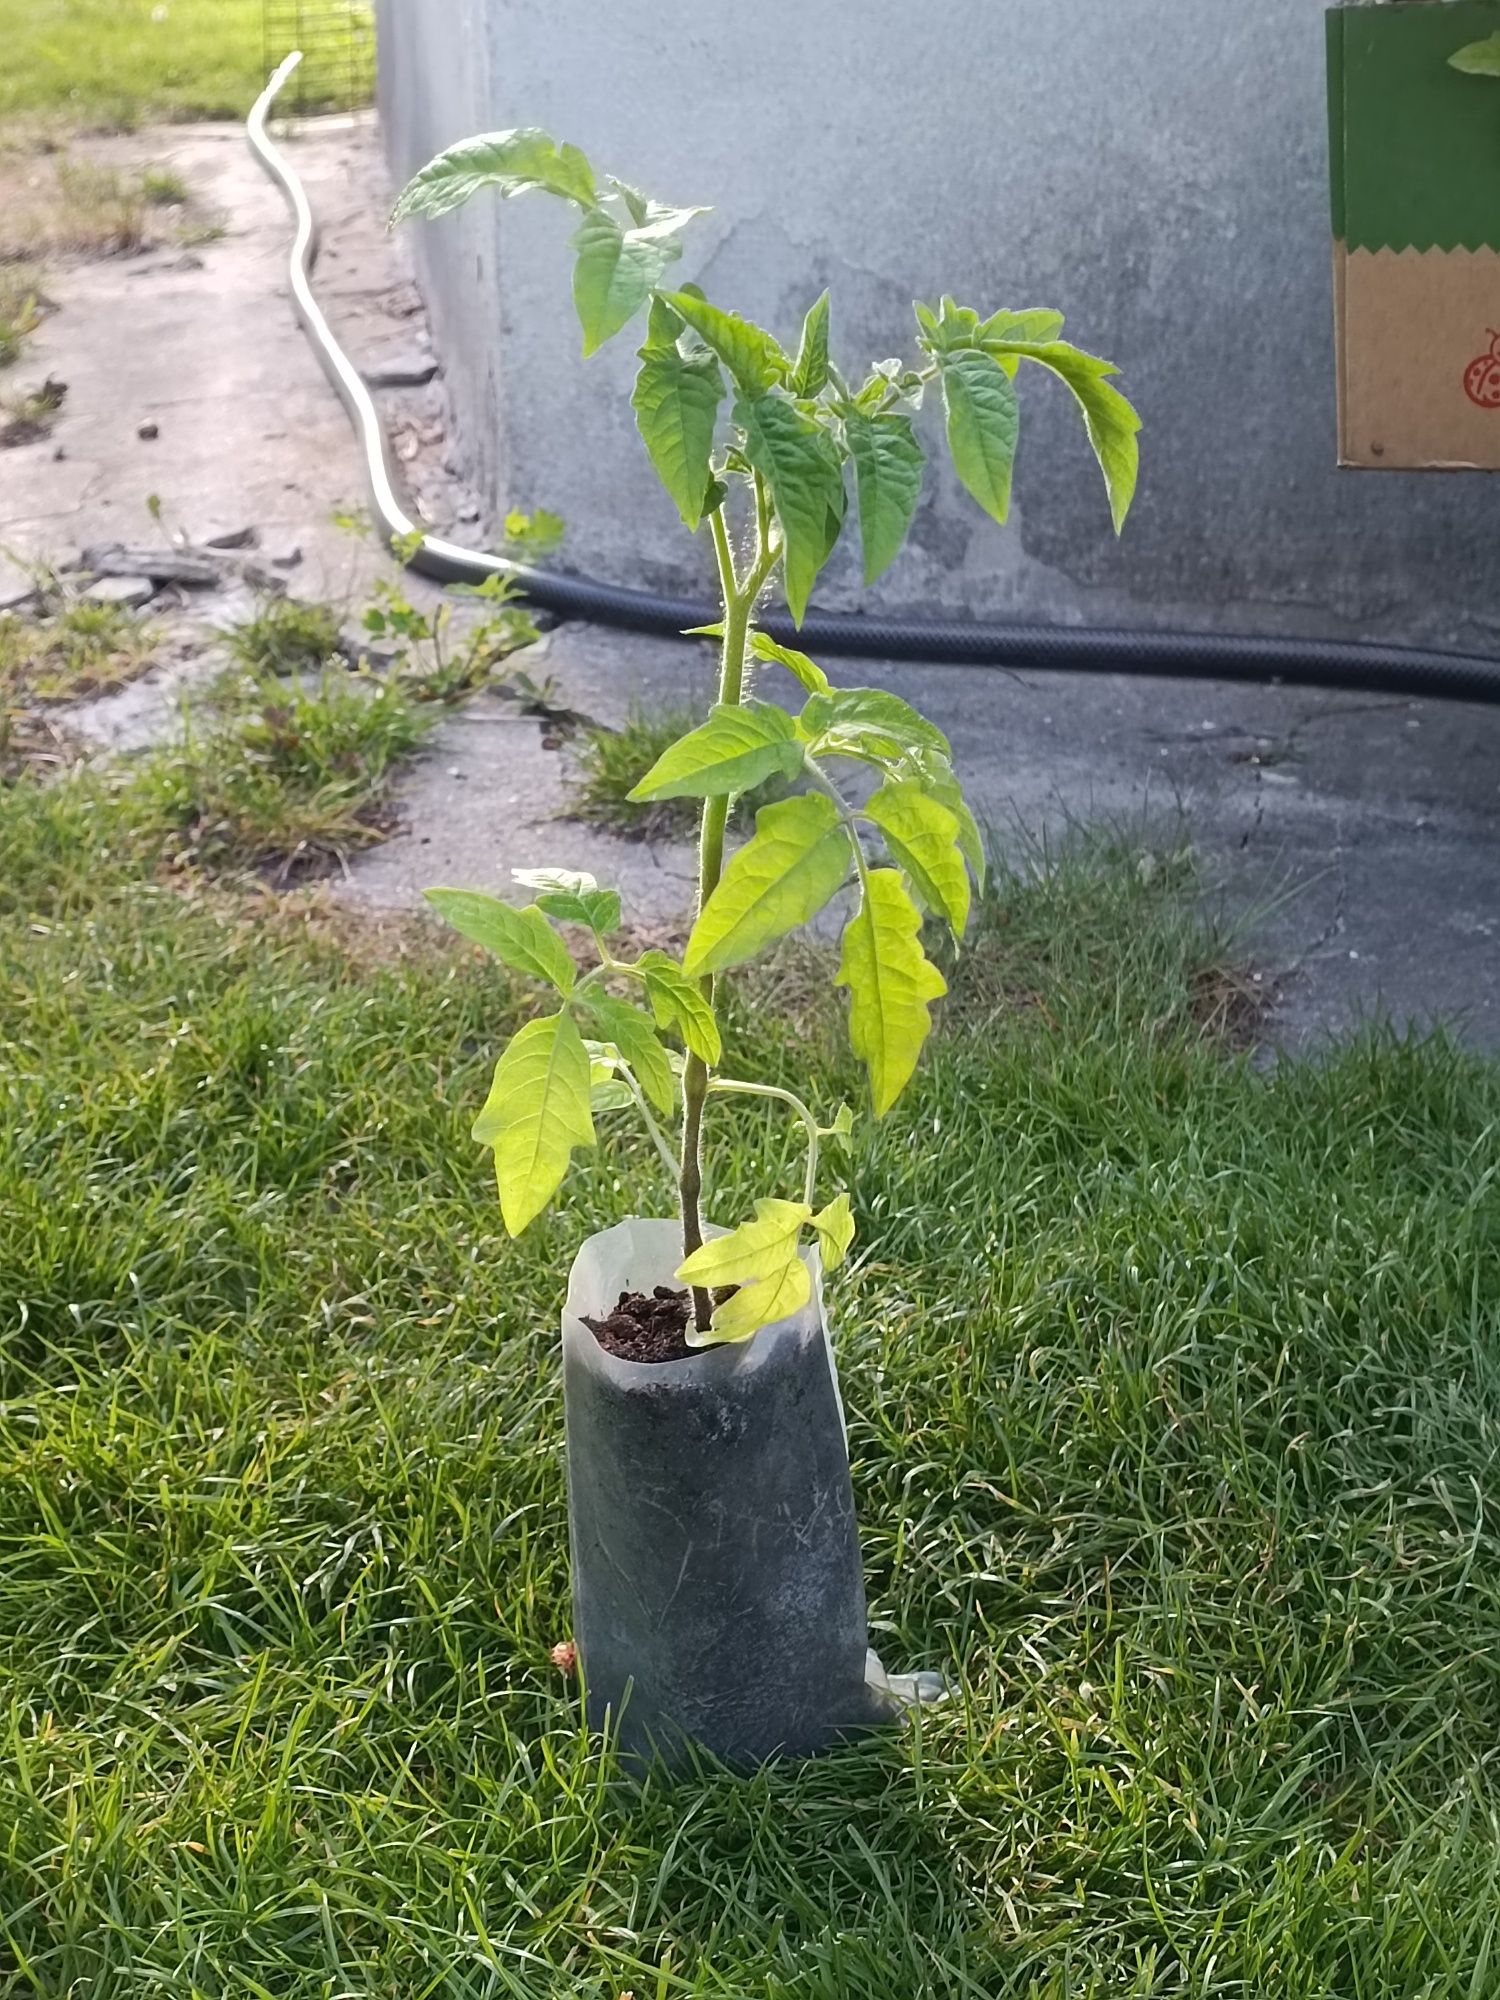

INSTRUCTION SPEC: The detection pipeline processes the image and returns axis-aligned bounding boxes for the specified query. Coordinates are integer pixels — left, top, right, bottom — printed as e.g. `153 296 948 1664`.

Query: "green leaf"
790 291 831 397
684 793 853 977
851 358 925 414
642 291 686 349
584 1041 636 1113
836 868 947 1117
677 1197 814 1342
914 296 983 354
1451 32 1500 75
810 1192 855 1272
826 1101 855 1153
609 177 651 226
864 779 971 937
992 340 1140 534
799 686 950 765
978 307 1064 348
844 409 926 584
905 749 987 894
424 889 575 993
631 339 725 529
578 994 676 1117
629 701 803 802
571 206 704 356
736 395 847 625
658 291 788 394
511 867 620 934
937 347 1020 526
473 1012 594 1235
638 951 722 1066
746 630 830 694
391 128 598 224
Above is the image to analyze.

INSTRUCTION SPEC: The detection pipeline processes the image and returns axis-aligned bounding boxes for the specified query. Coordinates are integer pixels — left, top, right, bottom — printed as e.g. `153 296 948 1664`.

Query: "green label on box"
1329 0 1500 252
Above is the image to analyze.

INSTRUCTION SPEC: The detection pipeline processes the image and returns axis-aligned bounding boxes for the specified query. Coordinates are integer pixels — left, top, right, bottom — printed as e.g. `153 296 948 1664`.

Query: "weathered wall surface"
378 0 1500 650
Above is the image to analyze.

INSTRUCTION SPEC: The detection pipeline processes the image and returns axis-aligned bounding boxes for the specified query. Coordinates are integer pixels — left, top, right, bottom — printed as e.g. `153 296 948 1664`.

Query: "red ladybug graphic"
1463 331 1500 409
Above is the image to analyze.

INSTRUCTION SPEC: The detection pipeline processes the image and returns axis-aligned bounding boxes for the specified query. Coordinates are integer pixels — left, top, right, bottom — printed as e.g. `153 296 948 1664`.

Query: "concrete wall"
378 0 1500 651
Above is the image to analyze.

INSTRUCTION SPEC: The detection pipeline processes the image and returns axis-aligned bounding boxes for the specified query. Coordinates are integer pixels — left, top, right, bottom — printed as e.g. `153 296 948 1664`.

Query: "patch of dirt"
1186 960 1273 1050
0 591 154 699
584 1286 695 1365
0 374 66 447
0 144 220 262
259 882 459 968
0 705 80 783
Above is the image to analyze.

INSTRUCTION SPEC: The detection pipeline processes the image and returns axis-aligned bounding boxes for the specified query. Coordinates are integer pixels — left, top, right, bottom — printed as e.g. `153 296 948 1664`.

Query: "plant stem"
620 1069 680 1181
679 508 751 1325
708 1077 821 1208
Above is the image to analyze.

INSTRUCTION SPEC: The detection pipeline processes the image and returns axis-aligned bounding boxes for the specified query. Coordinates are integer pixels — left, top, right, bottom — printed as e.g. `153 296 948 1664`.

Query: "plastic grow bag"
561 1216 899 1767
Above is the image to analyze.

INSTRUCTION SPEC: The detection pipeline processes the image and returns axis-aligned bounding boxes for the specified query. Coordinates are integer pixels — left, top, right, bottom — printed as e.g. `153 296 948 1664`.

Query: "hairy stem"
678 495 782 1328
679 508 751 1326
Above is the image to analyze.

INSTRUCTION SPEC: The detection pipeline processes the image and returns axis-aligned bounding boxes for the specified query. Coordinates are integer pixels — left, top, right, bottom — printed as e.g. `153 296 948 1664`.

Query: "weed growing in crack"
0 588 153 703
138 163 191 207
226 597 345 678
137 663 439 884
0 265 44 370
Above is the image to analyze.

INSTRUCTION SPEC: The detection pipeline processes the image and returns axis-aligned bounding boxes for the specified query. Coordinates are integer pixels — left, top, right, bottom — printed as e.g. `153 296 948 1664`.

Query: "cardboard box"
1329 0 1500 467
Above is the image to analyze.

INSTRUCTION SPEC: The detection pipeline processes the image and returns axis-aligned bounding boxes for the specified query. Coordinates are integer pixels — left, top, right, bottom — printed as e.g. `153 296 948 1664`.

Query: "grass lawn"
0 0 370 130
2 688 1499 1996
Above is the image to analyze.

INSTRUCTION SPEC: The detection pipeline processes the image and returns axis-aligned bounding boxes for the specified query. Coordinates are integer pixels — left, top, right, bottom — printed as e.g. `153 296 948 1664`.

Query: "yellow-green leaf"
811 1192 855 1271
513 867 621 934
677 1197 813 1343
639 951 722 1066
1451 32 1500 76
747 630 830 694
978 307 1064 347
473 1012 594 1235
584 1041 635 1112
993 340 1140 534
790 290 831 397
425 889 575 993
826 1101 855 1153
865 779 971 937
684 793 853 977
707 1254 812 1341
799 686 950 764
629 701 802 802
905 749 987 894
658 291 788 394
836 868 947 1117
579 993 675 1117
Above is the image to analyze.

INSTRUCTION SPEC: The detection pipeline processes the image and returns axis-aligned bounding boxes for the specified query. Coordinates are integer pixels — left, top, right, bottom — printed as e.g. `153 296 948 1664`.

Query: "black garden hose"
250 54 1500 707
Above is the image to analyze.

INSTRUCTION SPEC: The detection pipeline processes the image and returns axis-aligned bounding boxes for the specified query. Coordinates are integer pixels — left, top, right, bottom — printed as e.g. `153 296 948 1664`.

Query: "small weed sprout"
227 597 344 678
0 268 45 372
138 164 191 207
0 574 153 703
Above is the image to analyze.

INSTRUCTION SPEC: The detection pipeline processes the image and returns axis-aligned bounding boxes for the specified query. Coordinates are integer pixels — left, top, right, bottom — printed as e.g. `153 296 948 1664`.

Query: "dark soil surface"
583 1285 695 1364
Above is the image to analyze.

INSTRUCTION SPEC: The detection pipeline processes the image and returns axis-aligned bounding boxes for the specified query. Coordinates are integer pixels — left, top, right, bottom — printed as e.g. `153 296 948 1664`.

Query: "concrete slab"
2 117 1493 1047
0 116 471 612
346 622 1500 1049
341 630 707 935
